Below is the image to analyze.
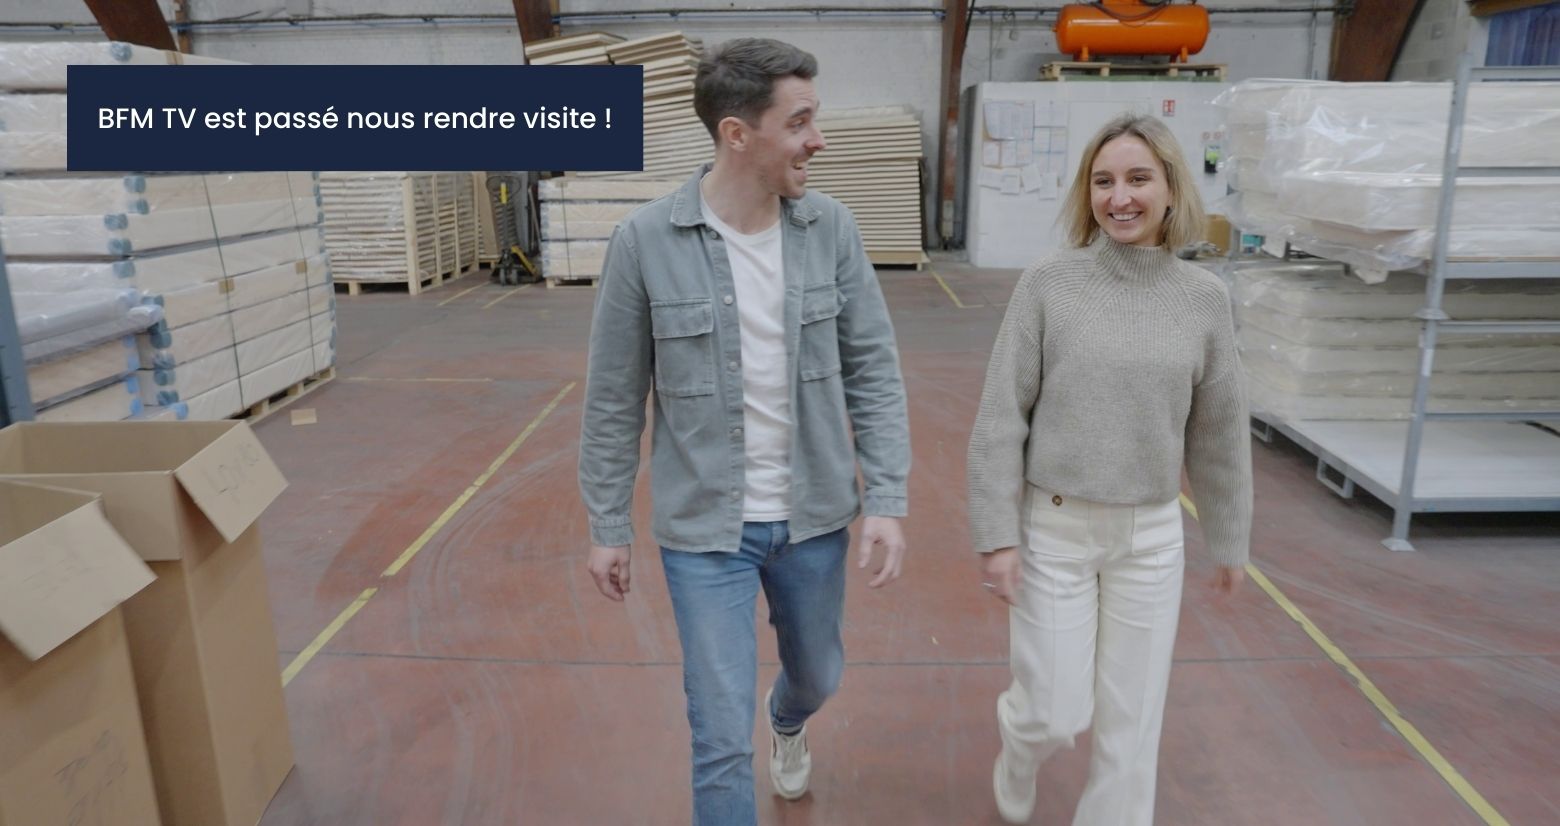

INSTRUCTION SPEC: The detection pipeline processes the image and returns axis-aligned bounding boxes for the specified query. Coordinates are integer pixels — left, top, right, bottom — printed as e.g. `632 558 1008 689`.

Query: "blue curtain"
1485 2 1560 66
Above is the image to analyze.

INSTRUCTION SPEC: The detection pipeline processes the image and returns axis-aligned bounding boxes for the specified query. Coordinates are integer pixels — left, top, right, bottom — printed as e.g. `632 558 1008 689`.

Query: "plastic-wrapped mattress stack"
1230 258 1560 420
1218 79 1560 280
0 41 337 422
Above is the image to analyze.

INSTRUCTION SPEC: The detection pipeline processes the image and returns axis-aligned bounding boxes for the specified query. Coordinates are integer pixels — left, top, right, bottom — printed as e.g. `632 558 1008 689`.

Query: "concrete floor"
252 260 1559 826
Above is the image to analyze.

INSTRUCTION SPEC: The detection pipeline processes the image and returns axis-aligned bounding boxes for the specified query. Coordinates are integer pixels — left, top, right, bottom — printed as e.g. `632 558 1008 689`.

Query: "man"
578 37 911 825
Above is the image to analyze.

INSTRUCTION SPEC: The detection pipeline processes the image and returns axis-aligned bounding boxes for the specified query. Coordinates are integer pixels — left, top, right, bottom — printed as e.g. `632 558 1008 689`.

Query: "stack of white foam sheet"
523 32 623 66
0 41 335 421
319 171 477 290
1230 259 1560 420
10 285 162 421
1218 79 1560 278
0 42 238 170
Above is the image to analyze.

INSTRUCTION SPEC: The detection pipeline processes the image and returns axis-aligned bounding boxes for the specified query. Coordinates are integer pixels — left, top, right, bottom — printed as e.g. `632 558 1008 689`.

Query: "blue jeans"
660 521 849 826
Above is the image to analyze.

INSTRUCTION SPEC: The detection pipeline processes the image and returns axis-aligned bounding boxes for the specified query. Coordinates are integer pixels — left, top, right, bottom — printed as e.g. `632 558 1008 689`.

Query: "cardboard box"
0 421 293 826
0 480 161 826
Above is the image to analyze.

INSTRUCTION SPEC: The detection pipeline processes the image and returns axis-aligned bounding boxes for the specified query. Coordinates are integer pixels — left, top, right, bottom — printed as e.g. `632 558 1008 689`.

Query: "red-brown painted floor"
252 260 1560 826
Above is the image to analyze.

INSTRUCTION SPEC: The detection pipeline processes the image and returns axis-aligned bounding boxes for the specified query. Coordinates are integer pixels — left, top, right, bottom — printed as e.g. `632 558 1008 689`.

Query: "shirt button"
729 490 741 500
707 229 719 240
722 295 734 305
728 360 739 371
732 427 743 437
1052 495 1063 506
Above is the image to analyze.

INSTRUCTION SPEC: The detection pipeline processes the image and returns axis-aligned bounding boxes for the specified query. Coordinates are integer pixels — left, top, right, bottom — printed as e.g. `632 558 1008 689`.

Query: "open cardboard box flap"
167 422 288 543
0 480 154 660
0 420 287 555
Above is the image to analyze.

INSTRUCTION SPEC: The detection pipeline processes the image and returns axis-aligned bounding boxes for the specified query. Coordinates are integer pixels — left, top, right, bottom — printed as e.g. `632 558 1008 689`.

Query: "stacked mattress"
1230 259 1560 420
1218 79 1560 278
1 41 336 422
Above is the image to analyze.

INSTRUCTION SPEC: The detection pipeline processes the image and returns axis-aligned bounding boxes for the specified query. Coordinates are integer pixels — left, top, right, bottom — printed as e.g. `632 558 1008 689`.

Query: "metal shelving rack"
1243 56 1560 551
0 237 36 427
1384 56 1560 550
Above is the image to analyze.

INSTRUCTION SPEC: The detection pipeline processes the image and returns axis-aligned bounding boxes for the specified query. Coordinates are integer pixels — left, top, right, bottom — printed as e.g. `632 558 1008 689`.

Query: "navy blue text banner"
66 64 645 172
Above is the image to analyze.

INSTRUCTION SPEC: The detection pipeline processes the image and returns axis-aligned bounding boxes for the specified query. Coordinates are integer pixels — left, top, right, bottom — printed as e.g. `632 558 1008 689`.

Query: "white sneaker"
765 687 811 800
993 744 1036 824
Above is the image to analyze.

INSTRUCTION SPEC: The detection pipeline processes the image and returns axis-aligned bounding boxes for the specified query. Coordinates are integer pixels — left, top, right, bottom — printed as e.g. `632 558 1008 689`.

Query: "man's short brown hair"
694 38 818 140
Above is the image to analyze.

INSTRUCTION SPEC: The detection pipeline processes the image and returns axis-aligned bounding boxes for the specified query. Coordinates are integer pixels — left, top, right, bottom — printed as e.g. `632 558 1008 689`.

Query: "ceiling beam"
512 0 559 59
1329 0 1427 81
82 0 177 52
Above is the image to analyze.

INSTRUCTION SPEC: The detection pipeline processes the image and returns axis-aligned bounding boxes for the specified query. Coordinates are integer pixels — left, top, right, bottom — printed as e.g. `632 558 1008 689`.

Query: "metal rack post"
0 237 36 427
1384 56 1560 551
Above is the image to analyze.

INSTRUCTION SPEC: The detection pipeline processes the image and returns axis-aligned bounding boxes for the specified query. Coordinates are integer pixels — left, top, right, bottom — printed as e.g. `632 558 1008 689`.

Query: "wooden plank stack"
811 106 927 268
529 31 926 279
319 172 478 295
523 32 623 66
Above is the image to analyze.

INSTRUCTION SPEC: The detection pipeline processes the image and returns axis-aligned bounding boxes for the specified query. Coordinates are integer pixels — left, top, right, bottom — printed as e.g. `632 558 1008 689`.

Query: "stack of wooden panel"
532 32 925 276
810 107 926 268
603 32 710 180
0 41 335 423
523 32 622 66
319 172 477 295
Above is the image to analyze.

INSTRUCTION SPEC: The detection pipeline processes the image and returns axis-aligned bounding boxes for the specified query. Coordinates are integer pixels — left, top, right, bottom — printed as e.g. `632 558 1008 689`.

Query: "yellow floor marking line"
381 381 574 577
436 283 485 307
1179 495 1509 825
932 271 979 309
483 284 532 309
281 382 575 687
282 587 378 686
345 376 494 383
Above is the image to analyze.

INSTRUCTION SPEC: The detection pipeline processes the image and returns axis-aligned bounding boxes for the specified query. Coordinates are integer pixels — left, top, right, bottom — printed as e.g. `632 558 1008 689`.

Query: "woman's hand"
1213 565 1245 595
980 547 1022 605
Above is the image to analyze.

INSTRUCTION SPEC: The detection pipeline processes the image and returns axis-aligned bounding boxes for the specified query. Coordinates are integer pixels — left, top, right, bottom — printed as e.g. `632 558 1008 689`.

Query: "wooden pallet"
334 263 477 296
237 365 336 423
545 275 598 289
1041 61 1226 81
868 250 930 271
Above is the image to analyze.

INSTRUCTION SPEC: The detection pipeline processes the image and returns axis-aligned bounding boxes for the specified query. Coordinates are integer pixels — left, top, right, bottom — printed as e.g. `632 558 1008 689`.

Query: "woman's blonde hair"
1062 113 1205 250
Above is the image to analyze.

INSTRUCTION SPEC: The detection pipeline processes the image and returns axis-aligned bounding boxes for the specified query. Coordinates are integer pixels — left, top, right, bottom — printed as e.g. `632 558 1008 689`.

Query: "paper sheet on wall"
1017 141 1034 166
982 140 1001 167
1020 164 1042 193
979 168 1005 190
1039 175 1060 200
983 100 1035 144
1001 172 1021 195
1034 100 1065 128
999 140 1018 167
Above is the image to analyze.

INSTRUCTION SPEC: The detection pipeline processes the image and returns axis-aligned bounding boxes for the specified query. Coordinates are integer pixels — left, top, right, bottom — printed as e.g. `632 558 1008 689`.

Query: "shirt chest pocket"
650 299 716 397
800 282 844 381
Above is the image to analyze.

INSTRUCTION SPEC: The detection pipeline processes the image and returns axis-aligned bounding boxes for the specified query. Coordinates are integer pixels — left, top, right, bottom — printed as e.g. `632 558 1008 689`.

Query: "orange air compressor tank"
1054 1 1211 63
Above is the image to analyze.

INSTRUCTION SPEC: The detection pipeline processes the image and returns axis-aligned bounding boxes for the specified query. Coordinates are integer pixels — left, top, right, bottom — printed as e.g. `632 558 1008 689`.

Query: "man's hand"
587 544 632 601
980 547 1021 605
1213 565 1245 595
855 516 906 588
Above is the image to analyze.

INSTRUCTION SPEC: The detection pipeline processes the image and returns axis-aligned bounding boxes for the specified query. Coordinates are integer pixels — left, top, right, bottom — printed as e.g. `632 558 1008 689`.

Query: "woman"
966 113 1253 825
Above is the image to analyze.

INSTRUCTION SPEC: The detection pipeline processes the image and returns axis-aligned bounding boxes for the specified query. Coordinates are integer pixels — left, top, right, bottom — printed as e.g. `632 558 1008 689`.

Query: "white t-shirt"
701 193 792 521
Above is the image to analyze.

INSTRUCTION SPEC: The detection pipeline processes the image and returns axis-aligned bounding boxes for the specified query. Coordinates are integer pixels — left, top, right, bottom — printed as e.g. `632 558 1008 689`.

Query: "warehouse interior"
0 2 1556 825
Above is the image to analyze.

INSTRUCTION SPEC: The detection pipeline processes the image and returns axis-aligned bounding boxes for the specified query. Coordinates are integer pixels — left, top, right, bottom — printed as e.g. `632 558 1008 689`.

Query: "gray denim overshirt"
578 164 910 553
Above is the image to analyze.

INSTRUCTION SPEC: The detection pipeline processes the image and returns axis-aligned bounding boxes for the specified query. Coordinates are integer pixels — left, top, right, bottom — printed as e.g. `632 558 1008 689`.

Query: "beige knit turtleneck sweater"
966 235 1253 567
